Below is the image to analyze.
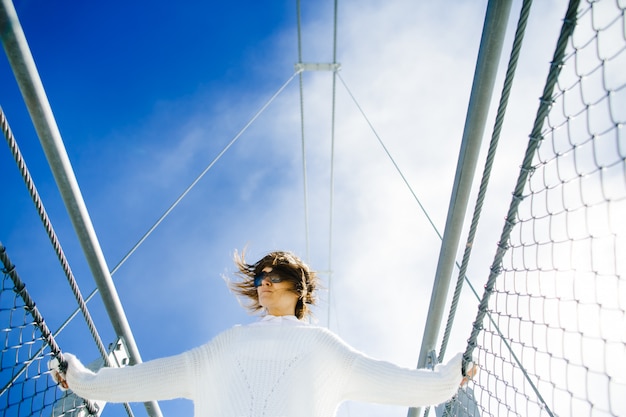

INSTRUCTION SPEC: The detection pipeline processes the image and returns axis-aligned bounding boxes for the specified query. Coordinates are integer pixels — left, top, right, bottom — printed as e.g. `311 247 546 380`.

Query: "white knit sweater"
65 317 463 417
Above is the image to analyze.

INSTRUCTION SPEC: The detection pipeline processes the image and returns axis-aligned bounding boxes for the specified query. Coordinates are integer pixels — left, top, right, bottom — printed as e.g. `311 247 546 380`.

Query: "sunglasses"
253 271 284 287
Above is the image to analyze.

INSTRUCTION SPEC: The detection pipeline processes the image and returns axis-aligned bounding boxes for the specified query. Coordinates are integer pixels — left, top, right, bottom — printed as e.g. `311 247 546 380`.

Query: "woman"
50 250 475 417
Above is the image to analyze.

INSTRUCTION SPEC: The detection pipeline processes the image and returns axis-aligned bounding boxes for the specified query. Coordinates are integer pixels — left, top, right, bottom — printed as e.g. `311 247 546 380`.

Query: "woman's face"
256 267 299 316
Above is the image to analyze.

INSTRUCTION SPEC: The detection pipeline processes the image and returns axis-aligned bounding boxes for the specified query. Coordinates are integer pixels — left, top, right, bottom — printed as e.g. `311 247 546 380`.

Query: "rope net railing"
446 0 626 416
0 244 98 417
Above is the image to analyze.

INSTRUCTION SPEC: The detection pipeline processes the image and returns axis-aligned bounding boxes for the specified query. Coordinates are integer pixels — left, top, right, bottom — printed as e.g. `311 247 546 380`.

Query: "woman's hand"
48 357 69 390
460 361 478 387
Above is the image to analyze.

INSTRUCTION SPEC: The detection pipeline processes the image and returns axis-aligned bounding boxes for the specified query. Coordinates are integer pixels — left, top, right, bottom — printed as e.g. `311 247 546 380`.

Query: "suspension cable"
327 0 339 326
296 0 311 262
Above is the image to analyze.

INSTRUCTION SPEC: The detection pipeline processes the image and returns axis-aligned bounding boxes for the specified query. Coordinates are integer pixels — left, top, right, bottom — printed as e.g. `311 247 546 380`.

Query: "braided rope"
457 1 582 416
428 2 535 416
439 0 534 365
1 106 109 362
1 107 134 417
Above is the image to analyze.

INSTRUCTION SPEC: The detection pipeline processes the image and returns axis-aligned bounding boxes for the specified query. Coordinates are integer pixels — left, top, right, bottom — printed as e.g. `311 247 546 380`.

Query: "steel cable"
1 106 134 417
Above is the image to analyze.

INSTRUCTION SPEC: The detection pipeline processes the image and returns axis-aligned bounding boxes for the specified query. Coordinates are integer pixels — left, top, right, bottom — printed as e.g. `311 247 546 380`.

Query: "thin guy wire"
333 71 492 339
110 72 300 276
438 0 534 365
296 0 311 262
0 244 100 417
335 41 548 416
462 2 581 417
40 73 299 355
1 107 135 417
332 70 495 306
333 72 489 307
336 72 443 240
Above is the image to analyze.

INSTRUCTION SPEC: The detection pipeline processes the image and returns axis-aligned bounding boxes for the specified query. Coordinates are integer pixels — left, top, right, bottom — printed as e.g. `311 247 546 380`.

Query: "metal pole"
409 1 513 416
0 2 163 417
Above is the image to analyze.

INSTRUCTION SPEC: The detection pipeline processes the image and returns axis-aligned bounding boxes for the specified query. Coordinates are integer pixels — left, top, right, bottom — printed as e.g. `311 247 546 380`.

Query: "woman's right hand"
461 361 478 387
48 356 69 390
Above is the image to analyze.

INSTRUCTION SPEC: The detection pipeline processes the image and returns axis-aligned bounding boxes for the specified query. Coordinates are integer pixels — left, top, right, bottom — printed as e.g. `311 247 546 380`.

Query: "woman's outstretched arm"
51 351 197 403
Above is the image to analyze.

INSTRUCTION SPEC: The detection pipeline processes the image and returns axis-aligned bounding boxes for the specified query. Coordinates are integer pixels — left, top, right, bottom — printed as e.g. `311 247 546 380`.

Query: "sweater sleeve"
64 351 196 403
343 351 463 407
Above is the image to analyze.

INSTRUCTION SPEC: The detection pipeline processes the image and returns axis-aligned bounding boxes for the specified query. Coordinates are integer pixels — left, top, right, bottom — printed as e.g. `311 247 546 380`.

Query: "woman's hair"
230 249 318 319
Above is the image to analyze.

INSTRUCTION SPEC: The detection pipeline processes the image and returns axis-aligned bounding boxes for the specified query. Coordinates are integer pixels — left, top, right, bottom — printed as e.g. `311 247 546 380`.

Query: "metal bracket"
294 62 342 73
425 349 439 370
108 337 130 368
52 338 131 417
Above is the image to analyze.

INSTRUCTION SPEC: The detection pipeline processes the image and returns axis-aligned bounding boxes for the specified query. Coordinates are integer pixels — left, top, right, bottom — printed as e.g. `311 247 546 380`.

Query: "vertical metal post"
0 2 163 417
409 1 513 416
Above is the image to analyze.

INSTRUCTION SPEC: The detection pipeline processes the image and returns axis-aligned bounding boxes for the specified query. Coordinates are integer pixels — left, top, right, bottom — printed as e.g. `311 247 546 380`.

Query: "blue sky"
1 1 567 416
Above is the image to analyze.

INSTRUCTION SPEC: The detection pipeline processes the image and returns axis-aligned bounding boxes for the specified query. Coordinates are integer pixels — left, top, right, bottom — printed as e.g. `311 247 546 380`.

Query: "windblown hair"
230 250 318 319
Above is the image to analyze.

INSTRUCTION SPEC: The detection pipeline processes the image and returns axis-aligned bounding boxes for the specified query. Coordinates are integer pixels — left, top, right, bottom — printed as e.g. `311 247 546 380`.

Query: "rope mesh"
450 0 626 416
0 244 97 417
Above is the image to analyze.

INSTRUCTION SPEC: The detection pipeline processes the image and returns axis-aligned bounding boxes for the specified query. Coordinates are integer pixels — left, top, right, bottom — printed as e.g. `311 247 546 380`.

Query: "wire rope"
1 107 107 362
461 2 581 416
426 1 535 416
464 0 579 375
438 0 533 364
1 107 133 417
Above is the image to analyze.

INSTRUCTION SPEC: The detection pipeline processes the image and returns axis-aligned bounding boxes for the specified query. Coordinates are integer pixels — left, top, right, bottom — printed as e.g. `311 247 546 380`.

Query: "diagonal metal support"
409 0 513 416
